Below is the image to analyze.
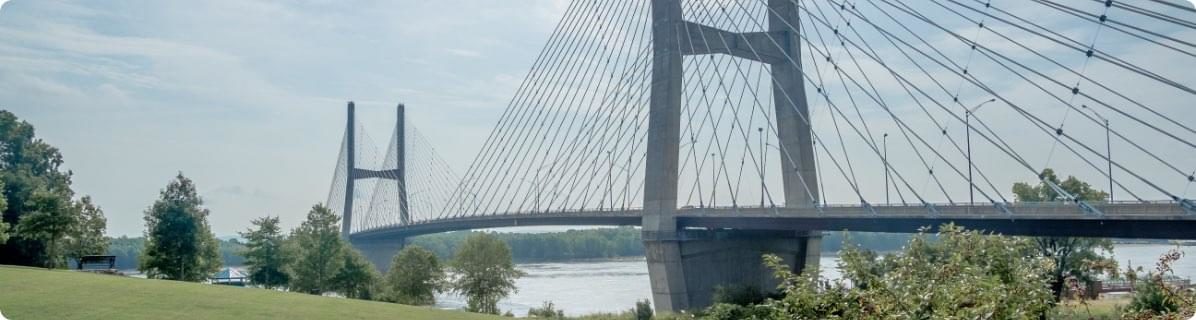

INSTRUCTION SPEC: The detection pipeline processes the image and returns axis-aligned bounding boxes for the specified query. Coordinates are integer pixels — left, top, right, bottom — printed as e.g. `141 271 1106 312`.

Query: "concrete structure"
641 0 821 311
342 103 409 268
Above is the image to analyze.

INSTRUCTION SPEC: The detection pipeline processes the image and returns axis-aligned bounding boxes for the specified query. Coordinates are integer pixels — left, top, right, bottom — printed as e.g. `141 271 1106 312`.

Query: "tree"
0 110 76 266
382 245 445 305
1012 168 1116 301
288 204 344 295
0 179 8 245
0 217 8 245
723 224 1054 319
140 173 222 281
16 187 77 268
240 216 291 289
332 248 379 300
64 196 108 264
450 232 524 314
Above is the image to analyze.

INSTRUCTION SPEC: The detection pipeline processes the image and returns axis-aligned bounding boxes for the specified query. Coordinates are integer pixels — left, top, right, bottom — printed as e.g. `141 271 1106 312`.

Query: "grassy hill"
0 265 497 320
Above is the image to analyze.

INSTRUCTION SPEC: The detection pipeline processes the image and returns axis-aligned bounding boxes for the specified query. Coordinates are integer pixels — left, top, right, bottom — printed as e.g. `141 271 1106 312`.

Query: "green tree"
288 204 344 295
1012 168 1115 301
0 179 9 245
332 248 379 300
382 245 445 305
240 216 291 289
139 173 222 281
0 110 76 266
64 196 108 264
731 224 1054 319
450 233 524 314
0 218 8 245
16 187 77 268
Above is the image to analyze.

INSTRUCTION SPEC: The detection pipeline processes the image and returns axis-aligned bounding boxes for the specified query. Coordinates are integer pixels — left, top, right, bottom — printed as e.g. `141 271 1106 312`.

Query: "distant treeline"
103 229 916 268
410 228 916 261
107 236 246 270
821 231 913 253
409 228 645 262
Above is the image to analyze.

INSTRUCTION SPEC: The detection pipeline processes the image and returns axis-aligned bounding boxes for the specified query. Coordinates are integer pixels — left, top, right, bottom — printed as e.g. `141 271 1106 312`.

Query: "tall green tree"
240 216 291 289
450 233 524 314
0 179 9 245
64 196 108 264
0 110 77 266
332 248 379 300
16 187 77 268
288 204 344 295
1012 168 1115 301
382 245 445 305
140 173 222 281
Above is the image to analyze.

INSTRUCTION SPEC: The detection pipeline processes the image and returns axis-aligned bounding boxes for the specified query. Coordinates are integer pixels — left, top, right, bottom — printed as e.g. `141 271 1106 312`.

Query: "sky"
0 0 1194 237
0 0 566 236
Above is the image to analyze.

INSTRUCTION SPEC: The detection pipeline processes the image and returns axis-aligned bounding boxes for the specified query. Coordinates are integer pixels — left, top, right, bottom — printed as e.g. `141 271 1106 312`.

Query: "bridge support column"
643 0 820 312
646 231 818 309
350 237 405 272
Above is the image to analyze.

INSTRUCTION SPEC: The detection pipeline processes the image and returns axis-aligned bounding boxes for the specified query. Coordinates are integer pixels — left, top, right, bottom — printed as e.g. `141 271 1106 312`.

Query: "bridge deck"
349 202 1196 241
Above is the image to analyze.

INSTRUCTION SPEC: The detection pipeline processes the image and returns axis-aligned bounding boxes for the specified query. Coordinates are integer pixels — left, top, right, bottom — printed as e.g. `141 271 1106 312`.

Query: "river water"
436 244 1196 317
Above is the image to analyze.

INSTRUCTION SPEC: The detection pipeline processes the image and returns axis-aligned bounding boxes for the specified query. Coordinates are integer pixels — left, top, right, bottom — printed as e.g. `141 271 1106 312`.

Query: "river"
436 244 1196 317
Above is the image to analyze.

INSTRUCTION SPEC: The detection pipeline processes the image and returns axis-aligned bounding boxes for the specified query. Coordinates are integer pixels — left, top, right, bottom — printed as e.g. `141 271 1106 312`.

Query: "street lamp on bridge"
1081 104 1114 202
759 127 766 208
883 132 889 206
966 98 997 205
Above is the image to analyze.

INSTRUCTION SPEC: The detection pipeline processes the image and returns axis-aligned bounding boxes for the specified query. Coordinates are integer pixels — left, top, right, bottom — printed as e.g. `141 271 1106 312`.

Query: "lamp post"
759 127 766 207
883 133 889 206
966 98 997 205
607 150 614 210
711 152 718 206
608 160 632 210
1082 104 1113 201
517 176 541 213
521 163 554 213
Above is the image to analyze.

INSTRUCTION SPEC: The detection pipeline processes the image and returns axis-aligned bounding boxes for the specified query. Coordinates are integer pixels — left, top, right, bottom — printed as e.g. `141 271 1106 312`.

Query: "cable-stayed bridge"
327 0 1196 311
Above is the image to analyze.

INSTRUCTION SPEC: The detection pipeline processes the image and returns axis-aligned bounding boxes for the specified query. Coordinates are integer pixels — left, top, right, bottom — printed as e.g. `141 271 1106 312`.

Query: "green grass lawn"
1054 296 1129 320
0 265 498 320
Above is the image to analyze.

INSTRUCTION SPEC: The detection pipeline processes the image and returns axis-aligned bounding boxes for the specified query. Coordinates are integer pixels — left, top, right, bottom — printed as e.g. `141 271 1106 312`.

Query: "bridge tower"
343 102 410 269
643 0 821 312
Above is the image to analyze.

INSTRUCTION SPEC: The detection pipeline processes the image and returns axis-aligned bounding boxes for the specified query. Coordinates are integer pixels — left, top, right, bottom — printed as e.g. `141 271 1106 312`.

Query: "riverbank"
0 265 497 320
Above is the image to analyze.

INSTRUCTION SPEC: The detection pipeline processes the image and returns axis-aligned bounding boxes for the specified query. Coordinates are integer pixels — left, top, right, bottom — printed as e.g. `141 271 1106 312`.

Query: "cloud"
446 48 484 58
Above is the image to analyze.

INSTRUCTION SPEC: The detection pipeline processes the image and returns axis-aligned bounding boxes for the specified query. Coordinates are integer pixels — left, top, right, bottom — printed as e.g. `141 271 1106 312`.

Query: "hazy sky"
1 1 1193 237
0 0 566 236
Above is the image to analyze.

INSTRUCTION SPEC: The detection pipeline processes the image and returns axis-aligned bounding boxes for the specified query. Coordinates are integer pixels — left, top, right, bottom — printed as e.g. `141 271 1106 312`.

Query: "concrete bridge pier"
350 237 405 272
644 230 819 311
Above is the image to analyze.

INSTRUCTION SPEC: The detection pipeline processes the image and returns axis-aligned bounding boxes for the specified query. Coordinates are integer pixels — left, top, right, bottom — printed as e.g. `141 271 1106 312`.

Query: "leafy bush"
633 299 653 320
1121 248 1195 319
758 224 1055 319
711 285 766 306
698 303 771 320
527 301 566 319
